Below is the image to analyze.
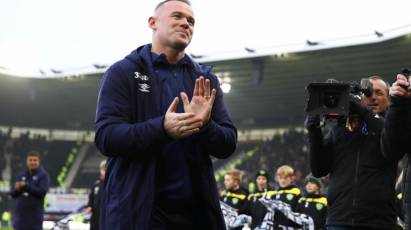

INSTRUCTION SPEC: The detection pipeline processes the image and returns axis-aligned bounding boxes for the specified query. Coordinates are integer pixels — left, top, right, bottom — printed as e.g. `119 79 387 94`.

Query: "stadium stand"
0 35 411 131
215 129 309 190
0 129 78 187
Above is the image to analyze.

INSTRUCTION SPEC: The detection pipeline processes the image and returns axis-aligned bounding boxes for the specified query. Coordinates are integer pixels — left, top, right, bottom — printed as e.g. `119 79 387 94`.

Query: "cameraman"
305 76 400 230
381 73 411 229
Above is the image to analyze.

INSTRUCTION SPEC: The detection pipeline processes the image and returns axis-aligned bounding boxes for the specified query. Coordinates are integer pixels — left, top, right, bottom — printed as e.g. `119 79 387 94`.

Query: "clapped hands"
164 76 217 139
180 76 216 124
15 181 26 191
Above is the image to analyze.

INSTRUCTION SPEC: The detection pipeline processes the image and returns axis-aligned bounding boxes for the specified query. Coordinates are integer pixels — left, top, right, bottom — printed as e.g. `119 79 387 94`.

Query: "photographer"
305 76 400 230
381 73 411 229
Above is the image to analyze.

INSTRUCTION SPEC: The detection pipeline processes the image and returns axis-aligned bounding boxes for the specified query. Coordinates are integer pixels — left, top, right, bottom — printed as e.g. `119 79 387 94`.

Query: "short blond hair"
276 165 294 178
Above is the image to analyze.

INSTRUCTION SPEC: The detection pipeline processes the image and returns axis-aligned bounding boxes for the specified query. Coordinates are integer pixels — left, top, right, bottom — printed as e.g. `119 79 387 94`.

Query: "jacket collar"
27 166 43 175
151 52 192 67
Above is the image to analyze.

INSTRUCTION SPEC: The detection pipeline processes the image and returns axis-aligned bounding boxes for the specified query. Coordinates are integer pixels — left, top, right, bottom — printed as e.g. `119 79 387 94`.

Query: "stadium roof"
1 33 411 130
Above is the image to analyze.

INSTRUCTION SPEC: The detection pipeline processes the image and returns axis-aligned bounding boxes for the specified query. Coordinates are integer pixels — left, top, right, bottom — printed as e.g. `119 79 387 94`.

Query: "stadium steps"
64 143 90 188
71 145 106 188
43 140 77 187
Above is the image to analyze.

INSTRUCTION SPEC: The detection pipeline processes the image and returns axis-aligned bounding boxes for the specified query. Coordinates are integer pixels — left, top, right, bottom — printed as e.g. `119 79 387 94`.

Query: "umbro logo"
138 83 150 93
134 72 150 93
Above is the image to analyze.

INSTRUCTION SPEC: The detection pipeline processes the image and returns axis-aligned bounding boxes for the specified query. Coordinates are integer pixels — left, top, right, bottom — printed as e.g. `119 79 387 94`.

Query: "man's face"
224 175 237 191
362 79 389 113
151 1 195 51
305 182 320 194
277 175 292 188
256 176 268 191
27 156 40 171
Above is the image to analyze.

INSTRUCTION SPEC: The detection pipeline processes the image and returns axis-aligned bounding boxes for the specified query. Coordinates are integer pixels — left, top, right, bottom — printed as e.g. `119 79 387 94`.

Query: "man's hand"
390 74 411 98
15 181 26 191
349 93 364 115
163 97 203 139
180 76 217 124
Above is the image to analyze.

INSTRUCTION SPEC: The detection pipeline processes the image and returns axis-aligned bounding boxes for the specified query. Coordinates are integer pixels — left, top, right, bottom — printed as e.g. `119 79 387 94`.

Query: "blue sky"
1 0 410 76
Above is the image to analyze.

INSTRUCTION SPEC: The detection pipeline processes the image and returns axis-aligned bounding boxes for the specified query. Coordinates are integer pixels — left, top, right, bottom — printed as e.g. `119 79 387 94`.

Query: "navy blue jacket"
10 166 50 230
95 44 237 230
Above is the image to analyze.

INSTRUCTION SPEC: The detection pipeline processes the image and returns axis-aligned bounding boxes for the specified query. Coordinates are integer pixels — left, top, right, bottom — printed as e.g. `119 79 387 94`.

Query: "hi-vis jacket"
269 185 302 228
221 187 249 214
297 193 327 230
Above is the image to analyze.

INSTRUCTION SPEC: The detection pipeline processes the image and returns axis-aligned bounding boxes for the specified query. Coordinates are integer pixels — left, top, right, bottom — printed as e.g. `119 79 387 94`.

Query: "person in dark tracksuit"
94 1 237 229
86 160 106 230
269 165 302 229
306 76 401 230
248 169 271 229
297 174 327 230
10 151 50 230
381 73 411 229
220 169 248 230
221 169 249 214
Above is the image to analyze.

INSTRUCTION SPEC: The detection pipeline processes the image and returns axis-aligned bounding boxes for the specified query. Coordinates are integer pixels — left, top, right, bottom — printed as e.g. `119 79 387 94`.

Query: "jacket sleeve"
24 172 49 199
94 65 169 158
381 96 411 162
10 173 24 198
308 127 333 177
196 81 237 159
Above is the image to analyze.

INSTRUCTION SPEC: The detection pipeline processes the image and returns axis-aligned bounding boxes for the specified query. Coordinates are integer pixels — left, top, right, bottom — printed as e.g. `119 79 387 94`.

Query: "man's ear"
148 16 156 30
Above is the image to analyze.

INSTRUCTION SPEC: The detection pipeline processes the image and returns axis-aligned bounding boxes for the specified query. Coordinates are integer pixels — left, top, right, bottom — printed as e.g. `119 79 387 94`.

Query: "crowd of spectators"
216 129 311 190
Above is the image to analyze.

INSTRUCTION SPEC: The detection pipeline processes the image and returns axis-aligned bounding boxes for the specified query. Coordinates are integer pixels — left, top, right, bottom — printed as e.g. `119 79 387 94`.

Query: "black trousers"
150 201 197 230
